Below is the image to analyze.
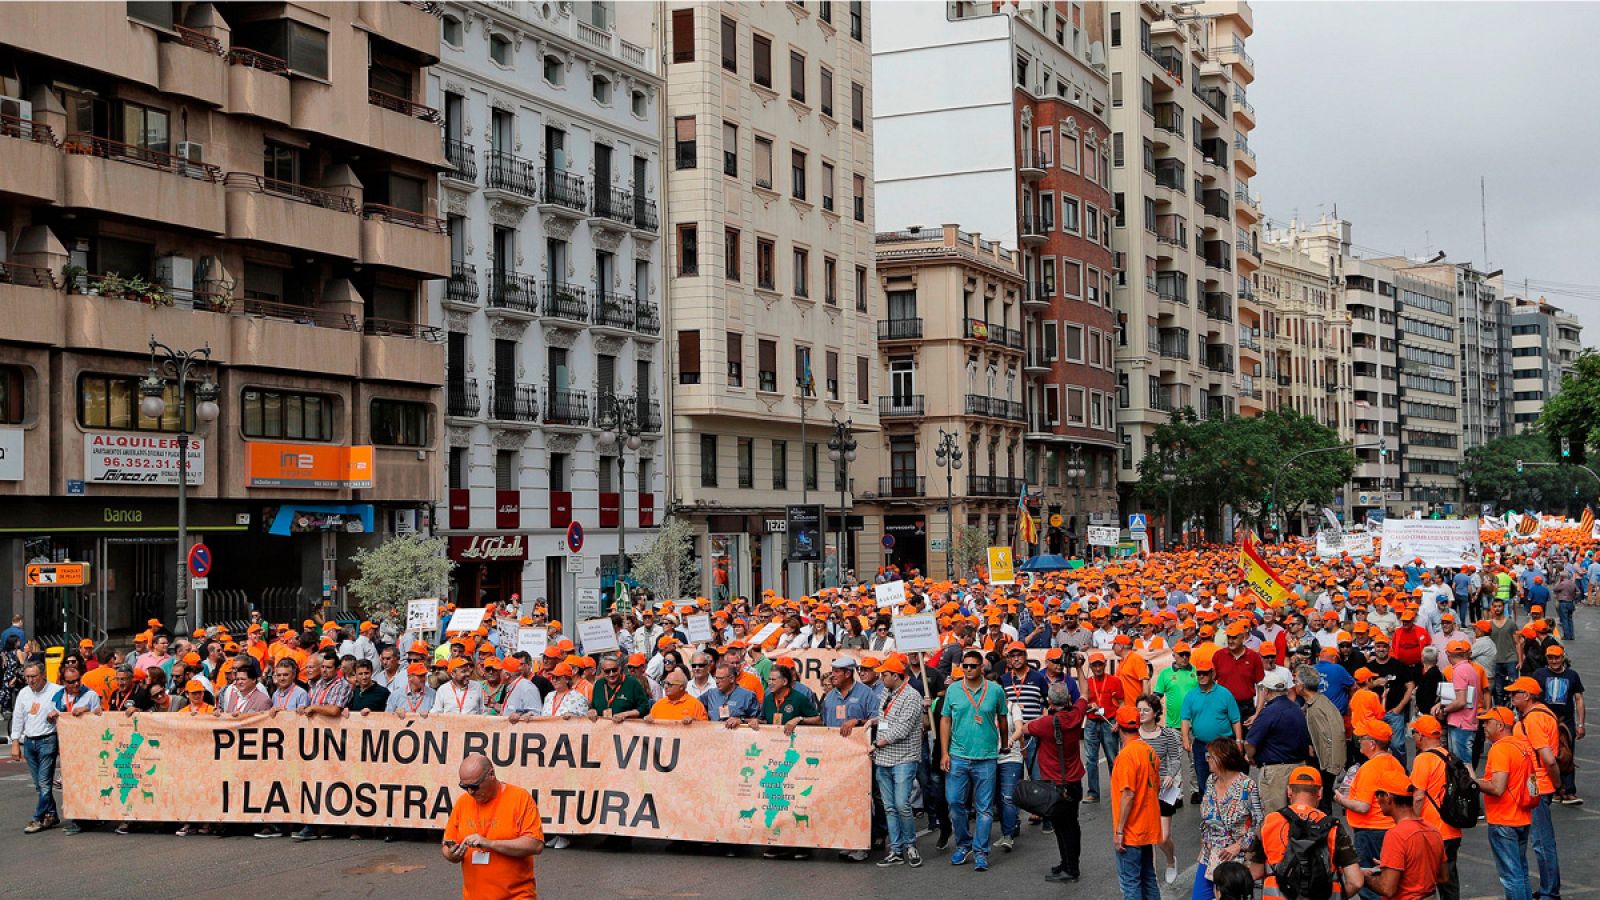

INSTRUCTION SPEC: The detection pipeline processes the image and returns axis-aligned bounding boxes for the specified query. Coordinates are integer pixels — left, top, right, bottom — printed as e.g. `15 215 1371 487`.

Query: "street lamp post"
1161 456 1177 551
139 338 220 635
827 419 856 587
934 429 963 578
1065 444 1086 557
598 396 643 606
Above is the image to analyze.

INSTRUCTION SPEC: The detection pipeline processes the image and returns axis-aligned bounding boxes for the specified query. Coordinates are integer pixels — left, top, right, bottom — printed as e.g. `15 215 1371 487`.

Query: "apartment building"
872 1 1120 553
0 2 449 638
855 227 1027 576
1507 294 1583 430
1257 226 1350 436
427 1 664 618
665 0 878 598
1394 260 1507 451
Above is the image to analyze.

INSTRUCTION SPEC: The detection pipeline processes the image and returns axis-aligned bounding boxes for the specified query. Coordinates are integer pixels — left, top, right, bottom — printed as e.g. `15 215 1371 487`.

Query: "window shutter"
678 330 701 381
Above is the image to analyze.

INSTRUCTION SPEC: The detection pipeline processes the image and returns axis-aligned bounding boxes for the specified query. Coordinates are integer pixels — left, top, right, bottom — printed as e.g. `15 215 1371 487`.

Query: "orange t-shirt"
1347 753 1406 830
1514 706 1560 796
650 693 708 721
1117 652 1150 710
1409 748 1462 841
1258 804 1346 896
1135 636 1168 652
443 783 544 900
1349 689 1385 738
1377 817 1445 900
1482 737 1536 828
1110 736 1162 846
185 701 216 716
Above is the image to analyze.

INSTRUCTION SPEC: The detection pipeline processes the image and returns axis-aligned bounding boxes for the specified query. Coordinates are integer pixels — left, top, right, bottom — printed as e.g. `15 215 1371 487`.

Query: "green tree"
347 534 455 630
1463 430 1592 514
951 524 990 578
1539 350 1600 465
629 517 699 601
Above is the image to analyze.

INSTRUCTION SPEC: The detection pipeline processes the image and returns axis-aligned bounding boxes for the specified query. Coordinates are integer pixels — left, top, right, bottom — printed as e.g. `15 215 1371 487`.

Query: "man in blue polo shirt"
702 662 761 724
1244 669 1311 814
1179 651 1240 805
822 655 883 862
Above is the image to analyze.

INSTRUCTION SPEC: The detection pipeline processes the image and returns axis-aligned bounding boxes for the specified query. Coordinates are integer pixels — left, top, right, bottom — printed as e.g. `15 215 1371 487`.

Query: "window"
820 1 832 23
790 51 806 102
857 356 869 404
790 148 807 200
1063 324 1084 362
1036 128 1054 167
754 136 773 188
1085 205 1099 241
1110 11 1121 46
0 367 20 424
496 450 518 491
722 121 737 176
678 330 701 384
849 0 862 39
753 35 772 88
821 161 835 211
805 442 819 490
793 247 809 297
1017 54 1030 88
677 224 698 275
631 90 646 117
126 2 175 29
442 15 463 46
759 339 778 391
720 16 737 71
738 438 754 487
1043 384 1060 424
856 266 868 312
120 101 170 155
820 66 834 117
1066 387 1086 425
824 257 837 305
826 351 840 399
1062 196 1080 233
543 54 564 85
853 173 865 221
263 140 301 185
490 33 512 66
672 9 695 63
370 399 429 447
1038 192 1055 231
725 227 742 281
1042 320 1059 359
592 74 611 104
796 345 815 395
1112 132 1124 167
727 331 744 386
700 434 718 486
850 82 865 130
772 440 788 488
757 238 776 289
674 116 696 169
1041 258 1057 295
283 21 329 80
241 388 335 441
78 373 194 433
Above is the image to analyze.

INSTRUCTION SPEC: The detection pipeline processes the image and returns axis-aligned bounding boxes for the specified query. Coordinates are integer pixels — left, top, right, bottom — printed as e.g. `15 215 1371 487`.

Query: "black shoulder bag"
1013 713 1070 818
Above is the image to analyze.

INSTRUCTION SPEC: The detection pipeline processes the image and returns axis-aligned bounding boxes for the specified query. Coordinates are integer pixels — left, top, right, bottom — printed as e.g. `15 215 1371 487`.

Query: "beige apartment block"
1507 293 1583 432
664 0 877 598
1258 228 1351 437
854 225 1027 579
1106 0 1258 502
0 1 449 636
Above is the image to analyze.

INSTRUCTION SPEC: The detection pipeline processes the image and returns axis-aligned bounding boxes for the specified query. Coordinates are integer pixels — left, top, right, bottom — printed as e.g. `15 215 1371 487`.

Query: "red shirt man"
1390 612 1430 667
1211 622 1265 714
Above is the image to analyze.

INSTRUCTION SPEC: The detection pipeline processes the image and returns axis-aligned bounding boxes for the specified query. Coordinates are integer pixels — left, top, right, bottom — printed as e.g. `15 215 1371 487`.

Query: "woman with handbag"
1021 682 1087 883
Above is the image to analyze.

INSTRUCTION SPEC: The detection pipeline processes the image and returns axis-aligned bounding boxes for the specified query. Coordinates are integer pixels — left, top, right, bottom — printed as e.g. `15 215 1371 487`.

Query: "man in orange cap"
1476 705 1536 900
1110 705 1162 897
1408 715 1462 899
1434 639 1481 763
1336 718 1406 884
1213 620 1264 720
1248 766 1365 897
1528 643 1584 803
1366 768 1447 900
1508 675 1564 895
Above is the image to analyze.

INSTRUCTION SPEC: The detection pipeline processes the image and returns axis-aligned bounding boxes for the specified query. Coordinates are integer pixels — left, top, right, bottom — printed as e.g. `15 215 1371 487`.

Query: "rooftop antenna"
1480 176 1490 270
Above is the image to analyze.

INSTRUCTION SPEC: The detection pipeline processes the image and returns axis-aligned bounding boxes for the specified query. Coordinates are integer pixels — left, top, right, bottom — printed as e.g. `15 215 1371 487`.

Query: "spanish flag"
1017 481 1038 546
1239 531 1294 606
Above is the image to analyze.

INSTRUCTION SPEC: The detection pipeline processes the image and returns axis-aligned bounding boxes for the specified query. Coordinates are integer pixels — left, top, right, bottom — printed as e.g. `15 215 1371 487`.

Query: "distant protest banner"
59 714 870 848
776 646 1174 698
1379 519 1481 569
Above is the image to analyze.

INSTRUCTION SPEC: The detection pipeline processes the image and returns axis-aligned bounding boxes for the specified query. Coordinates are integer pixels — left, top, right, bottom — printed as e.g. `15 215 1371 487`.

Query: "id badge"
834 704 846 720
471 850 491 865
719 705 730 719
603 708 613 718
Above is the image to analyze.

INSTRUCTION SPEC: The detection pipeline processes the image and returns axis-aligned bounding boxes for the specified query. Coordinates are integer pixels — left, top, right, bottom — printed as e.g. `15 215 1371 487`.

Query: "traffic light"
1562 437 1572 459
1517 459 1525 474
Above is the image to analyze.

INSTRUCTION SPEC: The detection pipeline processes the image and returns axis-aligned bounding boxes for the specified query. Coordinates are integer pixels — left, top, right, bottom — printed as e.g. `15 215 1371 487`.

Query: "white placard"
406 598 440 631
684 613 714 644
1087 525 1121 547
444 607 487 633
577 617 620 654
84 433 203 485
890 613 941 653
517 626 548 657
1316 530 1375 559
1378 519 1481 569
748 621 781 647
577 588 601 619
190 576 208 590
566 554 585 574
873 581 907 608
0 426 22 481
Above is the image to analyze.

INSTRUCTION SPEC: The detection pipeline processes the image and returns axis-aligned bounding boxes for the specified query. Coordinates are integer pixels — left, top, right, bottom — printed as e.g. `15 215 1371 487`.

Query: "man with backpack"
1410 715 1475 900
1477 706 1540 900
1248 766 1365 899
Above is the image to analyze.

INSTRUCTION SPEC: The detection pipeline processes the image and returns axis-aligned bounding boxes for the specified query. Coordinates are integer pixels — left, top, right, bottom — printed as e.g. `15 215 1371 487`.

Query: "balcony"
540 170 589 216
1025 349 1051 375
1152 103 1184 144
878 395 926 418
63 134 224 234
226 49 292 124
1210 38 1255 83
362 322 445 385
637 398 664 433
443 139 478 185
1203 345 1235 374
1158 328 1191 361
632 196 659 234
540 282 590 324
447 379 480 419
0 263 64 347
366 89 447 166
488 382 539 427
1277 373 1292 387
0 114 61 205
444 262 479 310
544 388 592 429
635 301 662 337
159 26 227 107
1019 148 1047 180
1150 391 1177 413
593 185 634 226
361 204 450 278
878 475 926 498
1240 333 1263 353
969 475 1023 497
1203 292 1233 323
1232 88 1256 128
224 172 359 259
484 151 539 204
1023 283 1049 310
231 299 362 379
487 271 539 318
1198 86 1227 119
1019 213 1047 247
878 317 923 341
1154 160 1186 194
1232 137 1257 176
360 0 443 61
591 290 636 333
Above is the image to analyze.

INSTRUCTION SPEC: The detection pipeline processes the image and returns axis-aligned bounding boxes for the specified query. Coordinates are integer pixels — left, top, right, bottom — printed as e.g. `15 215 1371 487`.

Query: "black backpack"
1423 747 1482 829
1271 806 1337 900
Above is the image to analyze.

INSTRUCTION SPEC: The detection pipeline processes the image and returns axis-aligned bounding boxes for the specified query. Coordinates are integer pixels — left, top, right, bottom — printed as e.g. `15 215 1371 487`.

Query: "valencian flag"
1515 512 1542 536
1581 506 1595 535
1238 531 1294 606
1017 481 1038 546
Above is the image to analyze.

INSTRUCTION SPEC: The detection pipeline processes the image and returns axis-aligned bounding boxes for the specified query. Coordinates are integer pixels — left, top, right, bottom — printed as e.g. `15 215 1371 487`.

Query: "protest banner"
406 598 439 632
1315 530 1375 559
987 547 1015 584
873 580 907 608
776 646 1174 698
748 621 782 647
59 714 870 847
1238 533 1295 606
1087 525 1120 547
443 607 486 634
1378 519 1482 569
683 613 713 644
890 614 940 653
517 627 548 658
577 617 620 654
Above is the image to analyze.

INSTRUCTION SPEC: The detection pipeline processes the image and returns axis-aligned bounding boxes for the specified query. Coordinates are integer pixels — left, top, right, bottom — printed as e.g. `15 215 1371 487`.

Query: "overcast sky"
1249 2 1600 337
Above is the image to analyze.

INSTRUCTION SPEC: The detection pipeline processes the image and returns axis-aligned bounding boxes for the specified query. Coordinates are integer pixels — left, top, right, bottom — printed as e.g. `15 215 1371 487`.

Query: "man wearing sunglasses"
587 656 649 721
686 653 717 700
443 753 544 899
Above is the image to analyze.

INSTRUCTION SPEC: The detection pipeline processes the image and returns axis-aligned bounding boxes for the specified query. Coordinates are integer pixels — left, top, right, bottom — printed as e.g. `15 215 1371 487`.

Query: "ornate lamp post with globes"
934 429 963 578
597 396 643 607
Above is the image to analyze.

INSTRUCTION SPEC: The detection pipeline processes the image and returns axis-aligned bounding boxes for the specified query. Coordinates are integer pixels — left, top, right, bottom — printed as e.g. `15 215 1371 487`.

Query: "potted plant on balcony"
555 284 582 311
61 264 88 295
121 275 174 307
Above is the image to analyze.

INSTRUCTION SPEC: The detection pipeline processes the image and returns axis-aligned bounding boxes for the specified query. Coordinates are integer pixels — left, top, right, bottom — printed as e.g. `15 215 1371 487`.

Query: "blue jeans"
1531 794 1561 899
1488 823 1534 900
996 760 1023 838
1116 844 1161 900
1084 718 1121 798
1353 828 1386 900
1385 710 1410 765
23 734 58 822
1192 862 1218 900
919 739 950 835
1192 739 1212 791
1559 602 1576 641
875 761 918 853
1446 725 1475 763
945 756 997 855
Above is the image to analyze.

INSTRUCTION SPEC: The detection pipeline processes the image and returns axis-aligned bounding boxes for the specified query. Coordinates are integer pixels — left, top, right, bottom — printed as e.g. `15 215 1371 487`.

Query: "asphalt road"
1 610 1597 900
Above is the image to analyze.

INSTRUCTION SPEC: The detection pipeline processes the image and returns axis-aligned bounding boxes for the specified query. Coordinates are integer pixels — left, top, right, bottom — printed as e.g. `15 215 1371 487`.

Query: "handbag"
1013 713 1070 818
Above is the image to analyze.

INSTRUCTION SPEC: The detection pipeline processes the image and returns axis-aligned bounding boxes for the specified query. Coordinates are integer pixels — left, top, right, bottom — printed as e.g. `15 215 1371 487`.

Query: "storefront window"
709 534 741 606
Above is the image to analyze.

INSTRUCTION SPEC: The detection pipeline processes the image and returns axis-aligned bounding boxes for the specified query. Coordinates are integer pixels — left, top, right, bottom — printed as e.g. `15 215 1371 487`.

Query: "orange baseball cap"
1114 706 1140 729
1507 676 1542 696
406 663 429 676
551 663 575 677
1287 766 1322 787
875 658 907 675
1004 640 1027 654
480 656 501 671
627 653 648 667
1409 714 1443 738
445 658 470 671
184 679 206 693
1546 645 1566 659
1353 667 1375 683
1355 719 1393 743
1478 707 1516 727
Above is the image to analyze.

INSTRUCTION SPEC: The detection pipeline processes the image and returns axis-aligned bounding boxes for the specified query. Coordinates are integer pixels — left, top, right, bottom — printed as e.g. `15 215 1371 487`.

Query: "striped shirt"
1140 725 1184 781
999 667 1050 722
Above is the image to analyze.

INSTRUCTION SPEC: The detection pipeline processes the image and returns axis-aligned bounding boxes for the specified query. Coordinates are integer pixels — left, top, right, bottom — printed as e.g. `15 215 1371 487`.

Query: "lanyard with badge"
470 784 505 866
960 680 989 725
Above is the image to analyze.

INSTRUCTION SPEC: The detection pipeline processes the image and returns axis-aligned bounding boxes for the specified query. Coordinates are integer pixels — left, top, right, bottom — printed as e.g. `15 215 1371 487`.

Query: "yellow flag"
987 546 1015 585
1238 532 1293 606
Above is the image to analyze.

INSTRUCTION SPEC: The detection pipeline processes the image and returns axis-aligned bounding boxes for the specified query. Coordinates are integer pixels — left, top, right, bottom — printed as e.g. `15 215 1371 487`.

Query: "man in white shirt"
686 652 717 699
432 658 487 715
10 662 62 832
372 646 405 692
